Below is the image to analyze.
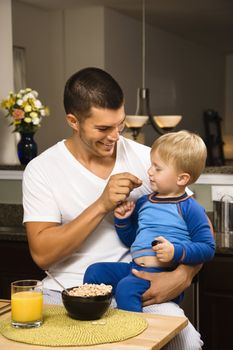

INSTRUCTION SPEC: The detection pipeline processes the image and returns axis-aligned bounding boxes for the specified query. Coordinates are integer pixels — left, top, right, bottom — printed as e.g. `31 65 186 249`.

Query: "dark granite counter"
0 165 25 170
203 160 233 174
0 204 23 227
0 226 232 255
0 204 25 241
0 160 233 174
0 206 232 255
204 166 233 174
0 226 26 241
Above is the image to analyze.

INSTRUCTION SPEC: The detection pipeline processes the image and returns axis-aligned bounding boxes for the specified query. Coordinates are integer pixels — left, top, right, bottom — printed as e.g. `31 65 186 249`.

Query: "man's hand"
132 264 202 305
152 236 174 262
98 172 142 213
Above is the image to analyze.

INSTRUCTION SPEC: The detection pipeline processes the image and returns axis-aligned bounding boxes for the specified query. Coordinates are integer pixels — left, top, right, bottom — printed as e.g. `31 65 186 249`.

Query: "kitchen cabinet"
0 228 45 299
199 253 233 350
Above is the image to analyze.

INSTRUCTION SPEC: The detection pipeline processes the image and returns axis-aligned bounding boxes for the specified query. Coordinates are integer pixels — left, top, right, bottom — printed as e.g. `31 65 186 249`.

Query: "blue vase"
17 132 38 165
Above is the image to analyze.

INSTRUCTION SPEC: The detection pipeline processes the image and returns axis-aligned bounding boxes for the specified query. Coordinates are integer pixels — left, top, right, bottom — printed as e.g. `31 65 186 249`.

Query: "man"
23 67 203 349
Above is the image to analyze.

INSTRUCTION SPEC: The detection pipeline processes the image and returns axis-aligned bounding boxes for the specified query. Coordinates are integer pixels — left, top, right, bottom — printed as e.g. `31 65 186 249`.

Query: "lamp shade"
153 115 182 129
125 115 149 128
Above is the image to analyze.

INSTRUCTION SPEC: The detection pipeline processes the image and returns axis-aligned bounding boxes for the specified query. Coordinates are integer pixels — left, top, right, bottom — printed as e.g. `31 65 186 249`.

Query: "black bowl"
62 286 112 320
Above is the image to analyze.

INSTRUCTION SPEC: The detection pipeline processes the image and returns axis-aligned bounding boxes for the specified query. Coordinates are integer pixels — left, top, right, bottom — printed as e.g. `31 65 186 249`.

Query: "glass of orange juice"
11 280 43 328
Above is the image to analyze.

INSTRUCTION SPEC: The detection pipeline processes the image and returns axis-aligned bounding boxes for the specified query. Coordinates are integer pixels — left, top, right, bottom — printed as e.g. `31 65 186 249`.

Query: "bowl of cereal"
62 283 113 320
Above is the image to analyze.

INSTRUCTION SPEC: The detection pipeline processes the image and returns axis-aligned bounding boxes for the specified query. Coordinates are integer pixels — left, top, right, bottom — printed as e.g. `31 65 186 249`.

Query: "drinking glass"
11 280 43 328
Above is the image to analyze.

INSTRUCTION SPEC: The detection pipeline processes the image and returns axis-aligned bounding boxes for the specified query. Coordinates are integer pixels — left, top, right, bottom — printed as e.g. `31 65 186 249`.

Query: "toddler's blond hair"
151 130 207 184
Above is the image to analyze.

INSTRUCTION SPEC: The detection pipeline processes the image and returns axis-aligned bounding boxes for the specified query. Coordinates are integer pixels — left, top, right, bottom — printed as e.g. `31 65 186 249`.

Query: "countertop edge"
0 170 23 180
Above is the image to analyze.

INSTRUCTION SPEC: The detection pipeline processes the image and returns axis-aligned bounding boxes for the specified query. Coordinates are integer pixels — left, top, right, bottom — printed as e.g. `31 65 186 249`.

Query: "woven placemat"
0 305 148 346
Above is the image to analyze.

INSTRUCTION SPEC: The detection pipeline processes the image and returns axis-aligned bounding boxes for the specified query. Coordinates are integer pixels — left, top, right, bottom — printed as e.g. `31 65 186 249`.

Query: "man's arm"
132 264 202 305
26 199 110 270
26 172 142 270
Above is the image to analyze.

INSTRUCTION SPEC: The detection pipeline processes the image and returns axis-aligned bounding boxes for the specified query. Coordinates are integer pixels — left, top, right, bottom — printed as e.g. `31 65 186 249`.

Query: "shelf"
0 170 23 180
196 174 233 185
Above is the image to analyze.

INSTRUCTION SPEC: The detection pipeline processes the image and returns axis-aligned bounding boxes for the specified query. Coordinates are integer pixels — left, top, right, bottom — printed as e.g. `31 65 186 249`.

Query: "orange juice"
11 291 43 322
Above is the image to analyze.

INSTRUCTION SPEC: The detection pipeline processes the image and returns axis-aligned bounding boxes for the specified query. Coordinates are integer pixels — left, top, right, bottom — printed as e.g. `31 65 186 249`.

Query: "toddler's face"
147 150 180 197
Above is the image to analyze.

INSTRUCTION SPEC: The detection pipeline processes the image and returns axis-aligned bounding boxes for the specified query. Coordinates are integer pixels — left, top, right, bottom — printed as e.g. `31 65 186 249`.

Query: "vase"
17 132 38 165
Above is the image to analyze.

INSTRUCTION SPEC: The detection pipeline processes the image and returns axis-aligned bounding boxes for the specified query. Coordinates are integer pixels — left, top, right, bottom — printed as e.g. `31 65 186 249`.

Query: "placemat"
0 305 148 346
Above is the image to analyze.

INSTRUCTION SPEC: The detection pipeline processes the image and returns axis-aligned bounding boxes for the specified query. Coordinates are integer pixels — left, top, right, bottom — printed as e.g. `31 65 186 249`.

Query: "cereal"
68 283 112 297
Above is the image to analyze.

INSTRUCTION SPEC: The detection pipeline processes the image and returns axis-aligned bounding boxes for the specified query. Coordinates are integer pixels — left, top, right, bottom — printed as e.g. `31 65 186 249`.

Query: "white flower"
32 117 40 125
40 109 46 116
23 93 35 101
16 99 23 106
34 99 42 108
31 90 39 98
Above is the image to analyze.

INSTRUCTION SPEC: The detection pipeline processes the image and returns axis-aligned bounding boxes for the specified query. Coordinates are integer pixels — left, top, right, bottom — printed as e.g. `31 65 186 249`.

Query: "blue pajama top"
114 192 215 265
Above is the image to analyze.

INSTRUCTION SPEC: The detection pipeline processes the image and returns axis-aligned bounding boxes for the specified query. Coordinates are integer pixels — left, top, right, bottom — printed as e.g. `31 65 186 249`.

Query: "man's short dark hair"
63 67 124 119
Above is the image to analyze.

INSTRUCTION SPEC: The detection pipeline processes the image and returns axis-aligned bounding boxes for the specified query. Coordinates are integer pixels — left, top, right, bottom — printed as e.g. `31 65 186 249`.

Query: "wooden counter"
0 305 188 350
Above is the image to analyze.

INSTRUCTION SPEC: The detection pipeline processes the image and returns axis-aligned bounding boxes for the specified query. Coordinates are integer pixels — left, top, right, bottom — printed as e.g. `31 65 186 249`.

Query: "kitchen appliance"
213 195 233 248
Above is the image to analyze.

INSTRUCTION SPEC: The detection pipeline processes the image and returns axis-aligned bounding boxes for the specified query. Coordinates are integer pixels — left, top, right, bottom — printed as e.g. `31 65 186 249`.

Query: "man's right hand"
98 172 142 213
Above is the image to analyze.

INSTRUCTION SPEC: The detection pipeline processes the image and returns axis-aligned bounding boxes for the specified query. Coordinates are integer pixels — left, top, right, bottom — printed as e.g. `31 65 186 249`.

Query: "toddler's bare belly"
134 255 171 268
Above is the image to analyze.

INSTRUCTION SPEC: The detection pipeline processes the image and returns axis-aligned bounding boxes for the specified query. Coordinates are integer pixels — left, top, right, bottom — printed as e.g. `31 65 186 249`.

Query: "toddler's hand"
152 236 174 262
114 201 135 219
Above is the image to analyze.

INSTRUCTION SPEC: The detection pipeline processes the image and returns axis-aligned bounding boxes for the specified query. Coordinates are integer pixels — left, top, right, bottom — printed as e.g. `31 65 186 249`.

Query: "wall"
0 179 22 204
0 0 19 165
9 2 226 154
12 1 70 154
104 8 225 146
147 27 224 143
189 184 212 212
64 6 105 78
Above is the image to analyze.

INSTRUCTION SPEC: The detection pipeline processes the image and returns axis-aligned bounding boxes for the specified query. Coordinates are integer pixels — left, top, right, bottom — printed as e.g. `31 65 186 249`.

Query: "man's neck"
65 137 117 179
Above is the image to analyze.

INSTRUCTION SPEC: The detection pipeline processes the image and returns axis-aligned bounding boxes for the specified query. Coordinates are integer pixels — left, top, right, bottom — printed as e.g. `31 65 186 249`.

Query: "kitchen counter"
0 225 233 256
0 226 26 242
0 161 233 178
0 165 25 170
0 204 23 227
0 205 232 254
204 165 233 174
203 160 233 174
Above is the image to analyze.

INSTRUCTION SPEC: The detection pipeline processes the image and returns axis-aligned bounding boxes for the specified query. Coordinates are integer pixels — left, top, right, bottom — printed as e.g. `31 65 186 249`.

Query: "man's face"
77 106 126 158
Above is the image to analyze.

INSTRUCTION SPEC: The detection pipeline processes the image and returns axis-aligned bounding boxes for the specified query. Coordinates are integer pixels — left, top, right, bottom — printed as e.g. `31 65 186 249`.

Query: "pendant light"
126 0 182 138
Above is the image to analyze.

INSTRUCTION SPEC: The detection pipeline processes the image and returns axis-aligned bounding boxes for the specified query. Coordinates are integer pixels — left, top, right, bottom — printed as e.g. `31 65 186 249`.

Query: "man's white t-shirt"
23 136 152 290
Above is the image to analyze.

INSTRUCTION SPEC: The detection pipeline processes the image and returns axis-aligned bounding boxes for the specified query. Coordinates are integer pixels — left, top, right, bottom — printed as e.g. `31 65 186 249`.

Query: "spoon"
45 270 70 294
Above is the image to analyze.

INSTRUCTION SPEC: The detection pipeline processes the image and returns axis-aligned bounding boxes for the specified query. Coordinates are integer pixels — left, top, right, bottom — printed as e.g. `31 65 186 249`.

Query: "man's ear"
66 114 79 131
177 173 190 186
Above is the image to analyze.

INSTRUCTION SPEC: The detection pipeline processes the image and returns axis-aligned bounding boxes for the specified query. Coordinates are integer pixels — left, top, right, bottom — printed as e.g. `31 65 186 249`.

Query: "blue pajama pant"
84 261 182 312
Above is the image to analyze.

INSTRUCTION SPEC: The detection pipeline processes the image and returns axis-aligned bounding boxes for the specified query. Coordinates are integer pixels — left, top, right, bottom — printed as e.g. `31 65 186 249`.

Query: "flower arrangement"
1 88 49 133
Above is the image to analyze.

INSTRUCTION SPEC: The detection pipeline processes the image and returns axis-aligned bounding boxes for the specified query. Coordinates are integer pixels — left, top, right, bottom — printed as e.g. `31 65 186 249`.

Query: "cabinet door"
200 291 233 349
199 255 233 350
0 240 45 299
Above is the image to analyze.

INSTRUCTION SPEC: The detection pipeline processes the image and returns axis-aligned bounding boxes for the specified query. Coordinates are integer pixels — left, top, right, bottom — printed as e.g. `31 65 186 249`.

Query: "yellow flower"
1 97 14 109
24 117 32 123
24 104 32 113
30 111 38 118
